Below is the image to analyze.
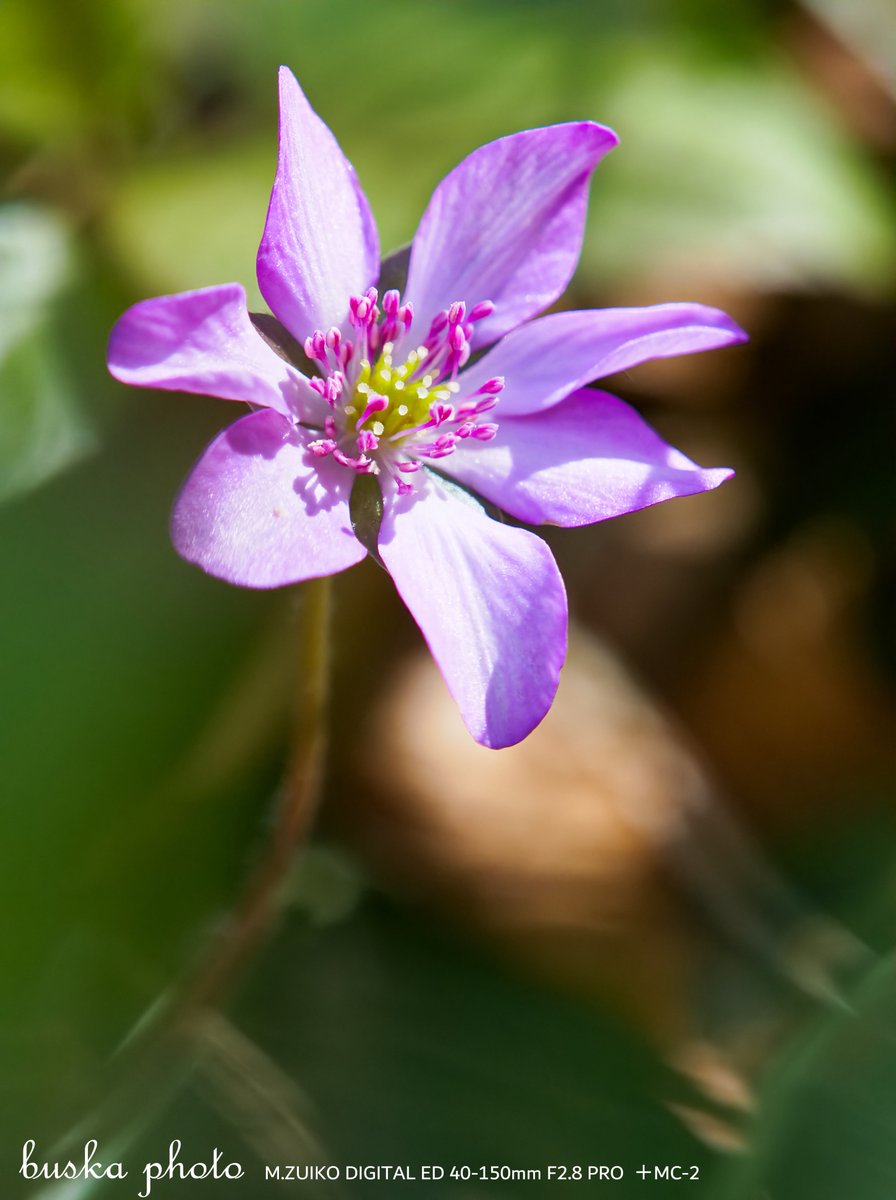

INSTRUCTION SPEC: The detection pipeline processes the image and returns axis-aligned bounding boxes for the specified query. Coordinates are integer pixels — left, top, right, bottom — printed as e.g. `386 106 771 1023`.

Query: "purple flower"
108 67 746 749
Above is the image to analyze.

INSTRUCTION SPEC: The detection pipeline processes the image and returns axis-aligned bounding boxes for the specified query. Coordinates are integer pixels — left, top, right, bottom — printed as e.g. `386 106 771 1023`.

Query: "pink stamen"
308 438 336 457
426 310 448 343
356 394 388 428
350 293 375 326
379 290 403 344
332 448 373 473
429 402 454 426
305 331 326 362
381 301 414 346
324 374 343 406
457 395 499 419
382 289 400 317
418 433 459 459
471 422 499 441
357 429 379 453
468 300 494 322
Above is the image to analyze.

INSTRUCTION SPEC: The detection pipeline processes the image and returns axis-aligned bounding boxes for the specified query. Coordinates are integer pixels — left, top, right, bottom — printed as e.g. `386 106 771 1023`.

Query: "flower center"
350 346 453 439
301 288 503 494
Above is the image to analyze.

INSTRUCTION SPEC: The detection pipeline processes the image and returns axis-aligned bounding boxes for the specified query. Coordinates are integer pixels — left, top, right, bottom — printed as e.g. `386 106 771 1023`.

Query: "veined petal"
404 123 617 349
461 304 748 416
378 475 567 748
108 284 314 418
441 388 733 527
257 67 379 341
172 409 366 587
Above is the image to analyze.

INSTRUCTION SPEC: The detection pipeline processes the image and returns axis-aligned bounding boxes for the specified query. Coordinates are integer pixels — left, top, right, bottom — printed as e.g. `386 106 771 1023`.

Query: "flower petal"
378 474 567 748
441 388 733 526
107 283 315 418
172 408 366 587
256 67 379 341
460 303 748 416
404 123 617 348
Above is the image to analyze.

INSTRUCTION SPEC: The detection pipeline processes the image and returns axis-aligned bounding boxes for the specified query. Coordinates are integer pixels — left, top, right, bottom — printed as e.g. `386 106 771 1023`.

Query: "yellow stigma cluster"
345 344 459 438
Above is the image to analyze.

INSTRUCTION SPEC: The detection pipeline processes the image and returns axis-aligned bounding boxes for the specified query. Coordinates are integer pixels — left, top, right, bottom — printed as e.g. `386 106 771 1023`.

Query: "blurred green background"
2 0 896 1196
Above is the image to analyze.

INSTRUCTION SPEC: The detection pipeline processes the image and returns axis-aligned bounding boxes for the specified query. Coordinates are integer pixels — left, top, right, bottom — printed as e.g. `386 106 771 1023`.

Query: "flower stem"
44 578 334 1168
179 573 333 1011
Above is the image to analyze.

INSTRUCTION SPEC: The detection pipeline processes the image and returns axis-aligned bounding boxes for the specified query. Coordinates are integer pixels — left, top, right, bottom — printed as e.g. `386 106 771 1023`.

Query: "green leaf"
718 949 896 1199
0 324 95 504
0 204 72 352
584 48 896 295
0 205 95 504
